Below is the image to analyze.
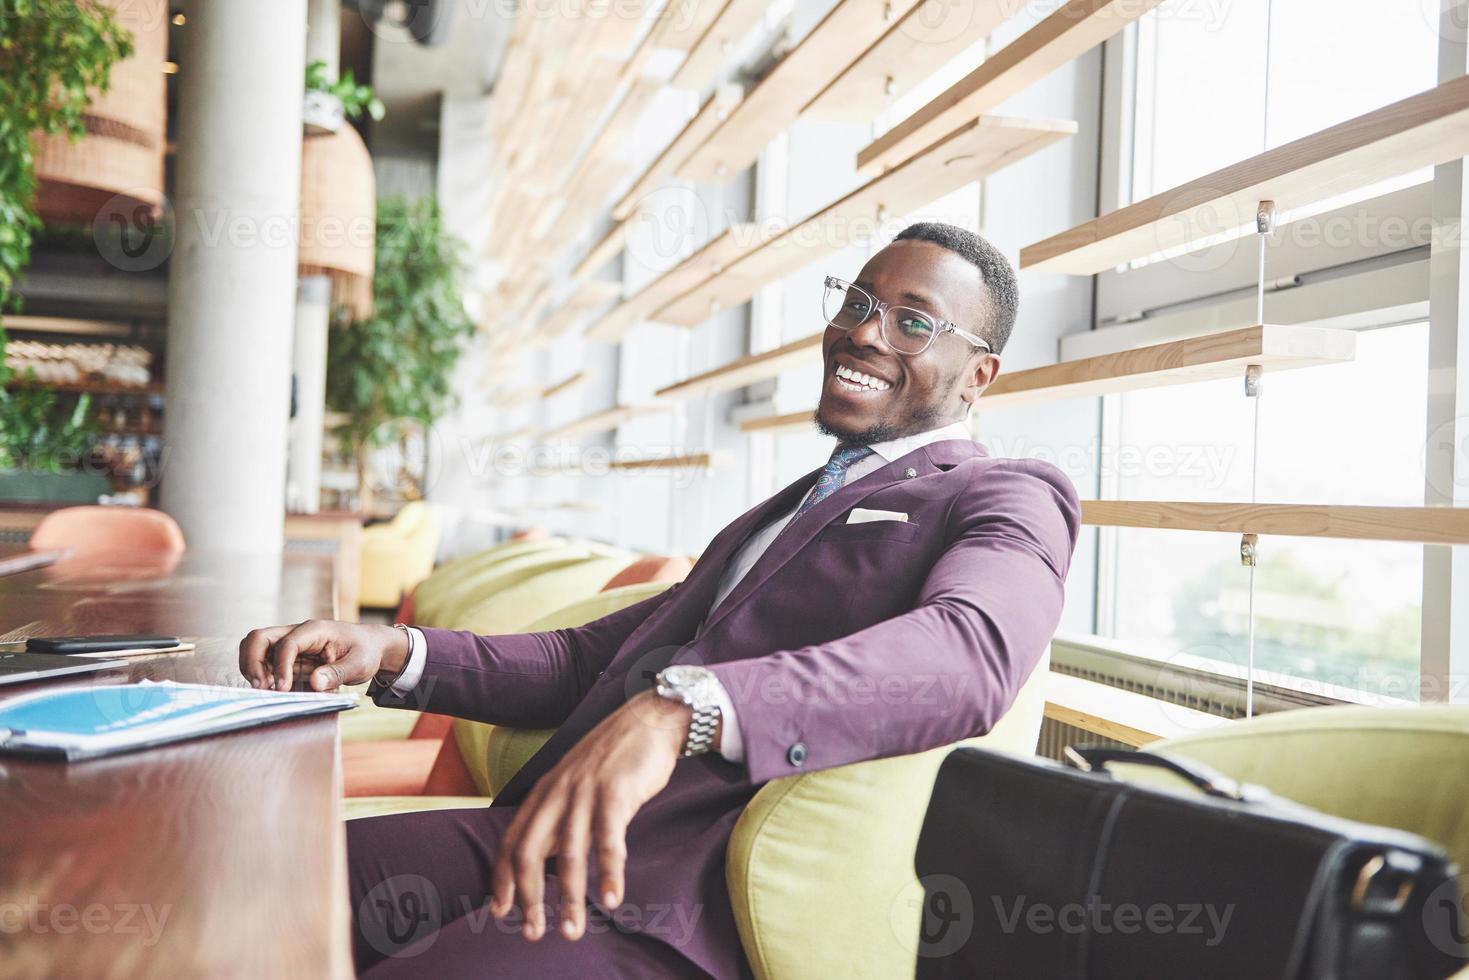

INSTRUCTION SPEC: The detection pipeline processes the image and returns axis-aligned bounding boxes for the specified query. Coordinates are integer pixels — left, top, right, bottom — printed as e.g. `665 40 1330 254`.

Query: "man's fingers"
267 620 334 692
310 662 342 691
592 793 631 911
556 791 595 940
508 791 564 941
238 625 291 689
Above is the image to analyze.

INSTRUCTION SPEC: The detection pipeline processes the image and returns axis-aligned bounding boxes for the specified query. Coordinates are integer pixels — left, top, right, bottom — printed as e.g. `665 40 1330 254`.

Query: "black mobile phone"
25 634 181 654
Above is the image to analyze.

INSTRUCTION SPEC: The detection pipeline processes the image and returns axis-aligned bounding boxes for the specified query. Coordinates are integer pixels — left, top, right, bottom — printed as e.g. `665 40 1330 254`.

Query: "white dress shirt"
384 419 977 766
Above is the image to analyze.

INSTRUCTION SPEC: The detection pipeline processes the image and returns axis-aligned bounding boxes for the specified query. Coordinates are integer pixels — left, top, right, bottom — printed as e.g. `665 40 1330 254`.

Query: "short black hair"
893 222 1019 354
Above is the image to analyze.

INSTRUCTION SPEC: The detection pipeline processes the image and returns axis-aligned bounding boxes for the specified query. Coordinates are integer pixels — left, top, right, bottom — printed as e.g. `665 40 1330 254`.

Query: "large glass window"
1132 0 1438 200
1102 321 1430 699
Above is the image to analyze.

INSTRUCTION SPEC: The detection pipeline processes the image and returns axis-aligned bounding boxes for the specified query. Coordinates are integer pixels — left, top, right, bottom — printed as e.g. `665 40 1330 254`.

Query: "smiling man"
240 222 1080 978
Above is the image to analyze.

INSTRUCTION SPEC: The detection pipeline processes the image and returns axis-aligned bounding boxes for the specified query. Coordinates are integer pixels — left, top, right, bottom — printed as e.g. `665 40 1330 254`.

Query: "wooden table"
0 548 352 979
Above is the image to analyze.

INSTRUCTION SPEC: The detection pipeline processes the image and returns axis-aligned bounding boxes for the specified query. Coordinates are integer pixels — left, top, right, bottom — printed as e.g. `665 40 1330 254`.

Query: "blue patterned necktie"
787 443 875 527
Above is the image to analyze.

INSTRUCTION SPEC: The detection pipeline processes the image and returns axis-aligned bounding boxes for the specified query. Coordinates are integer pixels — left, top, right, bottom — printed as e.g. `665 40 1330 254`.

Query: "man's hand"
238 620 410 692
489 690 694 942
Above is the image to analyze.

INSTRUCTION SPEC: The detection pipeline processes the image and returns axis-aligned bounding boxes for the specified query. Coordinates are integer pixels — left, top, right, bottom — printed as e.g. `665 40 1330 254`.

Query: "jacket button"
904 467 918 479
787 742 808 767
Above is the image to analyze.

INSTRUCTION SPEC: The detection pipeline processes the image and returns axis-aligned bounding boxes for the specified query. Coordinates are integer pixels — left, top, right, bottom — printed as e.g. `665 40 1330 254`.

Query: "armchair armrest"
725 649 1050 980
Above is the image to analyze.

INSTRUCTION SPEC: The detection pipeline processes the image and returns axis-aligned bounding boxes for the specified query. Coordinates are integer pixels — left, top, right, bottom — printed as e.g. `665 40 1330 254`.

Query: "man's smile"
826 353 897 398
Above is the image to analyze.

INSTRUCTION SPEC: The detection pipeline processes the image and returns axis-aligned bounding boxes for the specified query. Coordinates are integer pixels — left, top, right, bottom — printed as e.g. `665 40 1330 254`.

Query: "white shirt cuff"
710 676 743 763
386 626 428 697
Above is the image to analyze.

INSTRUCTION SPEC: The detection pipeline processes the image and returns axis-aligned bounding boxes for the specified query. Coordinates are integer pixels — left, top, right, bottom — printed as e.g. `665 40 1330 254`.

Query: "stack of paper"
0 681 356 761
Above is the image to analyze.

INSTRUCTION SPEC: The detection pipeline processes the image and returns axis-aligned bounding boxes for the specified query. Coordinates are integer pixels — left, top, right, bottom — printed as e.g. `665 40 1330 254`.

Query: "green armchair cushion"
725 649 1051 980
1149 704 1469 875
413 538 569 625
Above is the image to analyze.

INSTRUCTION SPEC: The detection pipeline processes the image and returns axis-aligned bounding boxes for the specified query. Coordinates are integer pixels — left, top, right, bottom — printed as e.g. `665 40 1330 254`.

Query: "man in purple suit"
240 222 1081 977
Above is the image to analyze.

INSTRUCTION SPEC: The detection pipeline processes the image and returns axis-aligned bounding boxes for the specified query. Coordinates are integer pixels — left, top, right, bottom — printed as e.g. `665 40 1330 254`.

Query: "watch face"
661 665 707 689
658 664 717 706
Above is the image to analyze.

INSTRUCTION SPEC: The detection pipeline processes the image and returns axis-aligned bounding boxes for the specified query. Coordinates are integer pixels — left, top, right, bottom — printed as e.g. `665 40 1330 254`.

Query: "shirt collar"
865 419 975 464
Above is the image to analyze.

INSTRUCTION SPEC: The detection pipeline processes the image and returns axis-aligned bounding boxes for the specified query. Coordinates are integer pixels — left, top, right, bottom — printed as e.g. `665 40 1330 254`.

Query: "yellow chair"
358 502 441 609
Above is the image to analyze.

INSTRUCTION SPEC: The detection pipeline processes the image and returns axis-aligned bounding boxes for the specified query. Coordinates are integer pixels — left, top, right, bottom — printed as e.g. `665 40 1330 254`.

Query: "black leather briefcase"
912 745 1468 980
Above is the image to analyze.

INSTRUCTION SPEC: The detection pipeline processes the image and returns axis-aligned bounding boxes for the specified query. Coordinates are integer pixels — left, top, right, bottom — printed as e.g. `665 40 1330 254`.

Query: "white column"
161 0 307 554
288 276 331 514
305 0 339 76
287 0 342 515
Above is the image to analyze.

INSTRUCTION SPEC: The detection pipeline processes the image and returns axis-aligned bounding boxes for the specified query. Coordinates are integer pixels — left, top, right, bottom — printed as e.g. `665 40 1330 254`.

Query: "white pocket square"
847 508 910 525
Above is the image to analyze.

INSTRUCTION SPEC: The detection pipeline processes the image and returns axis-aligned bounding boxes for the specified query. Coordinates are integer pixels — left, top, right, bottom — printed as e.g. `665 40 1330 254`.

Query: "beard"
814 399 949 446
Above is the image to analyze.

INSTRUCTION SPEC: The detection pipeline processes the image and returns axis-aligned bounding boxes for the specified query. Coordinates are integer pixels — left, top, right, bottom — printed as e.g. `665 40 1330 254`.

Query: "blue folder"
0 681 356 761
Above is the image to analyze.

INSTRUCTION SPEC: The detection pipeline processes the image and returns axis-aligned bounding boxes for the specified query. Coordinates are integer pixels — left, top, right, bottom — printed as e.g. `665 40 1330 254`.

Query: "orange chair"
600 554 693 591
30 505 186 557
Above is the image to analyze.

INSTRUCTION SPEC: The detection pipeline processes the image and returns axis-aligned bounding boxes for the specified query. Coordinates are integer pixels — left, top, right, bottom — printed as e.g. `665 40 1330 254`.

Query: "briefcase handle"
1065 745 1269 803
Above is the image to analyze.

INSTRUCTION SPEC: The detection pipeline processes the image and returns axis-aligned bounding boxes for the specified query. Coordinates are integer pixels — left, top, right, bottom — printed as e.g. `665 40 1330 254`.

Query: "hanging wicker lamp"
299 123 376 319
32 0 167 226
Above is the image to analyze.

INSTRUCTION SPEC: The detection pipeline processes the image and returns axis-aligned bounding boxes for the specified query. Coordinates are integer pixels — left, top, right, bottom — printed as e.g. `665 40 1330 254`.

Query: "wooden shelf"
668 0 769 91
586 223 774 342
806 0 1014 122
656 333 822 402
678 0 926 183
612 84 743 221
609 451 728 471
1082 501 1469 546
739 408 817 435
538 281 622 342
982 324 1356 409
658 114 1074 327
490 384 539 409
540 370 591 400
539 403 670 440
1022 76 1469 275
857 0 1165 177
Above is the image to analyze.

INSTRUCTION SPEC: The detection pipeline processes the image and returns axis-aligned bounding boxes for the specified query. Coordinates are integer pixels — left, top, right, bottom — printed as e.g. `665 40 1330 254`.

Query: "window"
1101 321 1430 700
1086 2 1447 702
1132 0 1438 200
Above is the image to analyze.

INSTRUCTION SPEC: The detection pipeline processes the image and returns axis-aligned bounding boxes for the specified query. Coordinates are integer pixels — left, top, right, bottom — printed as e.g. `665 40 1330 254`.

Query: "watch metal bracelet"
683 702 720 757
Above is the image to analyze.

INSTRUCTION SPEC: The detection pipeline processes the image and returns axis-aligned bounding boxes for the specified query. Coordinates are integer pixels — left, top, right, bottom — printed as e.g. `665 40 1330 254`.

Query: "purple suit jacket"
376 438 1080 977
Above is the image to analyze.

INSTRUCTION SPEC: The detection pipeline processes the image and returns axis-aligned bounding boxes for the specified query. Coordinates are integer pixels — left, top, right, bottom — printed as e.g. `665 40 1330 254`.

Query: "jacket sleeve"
708 459 1081 784
370 585 677 727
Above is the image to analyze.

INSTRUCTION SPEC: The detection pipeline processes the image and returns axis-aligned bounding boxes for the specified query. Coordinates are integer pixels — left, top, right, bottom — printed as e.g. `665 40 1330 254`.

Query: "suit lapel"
701 444 948 634
621 464 824 647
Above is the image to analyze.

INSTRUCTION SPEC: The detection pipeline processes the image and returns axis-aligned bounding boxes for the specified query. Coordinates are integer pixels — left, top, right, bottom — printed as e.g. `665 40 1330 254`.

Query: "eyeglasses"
820 276 992 357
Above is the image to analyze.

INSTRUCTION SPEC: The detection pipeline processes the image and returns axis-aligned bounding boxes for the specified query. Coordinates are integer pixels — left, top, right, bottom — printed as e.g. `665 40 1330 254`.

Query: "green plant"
0 375 98 472
0 1 127 472
305 60 385 122
326 196 475 459
0 0 133 312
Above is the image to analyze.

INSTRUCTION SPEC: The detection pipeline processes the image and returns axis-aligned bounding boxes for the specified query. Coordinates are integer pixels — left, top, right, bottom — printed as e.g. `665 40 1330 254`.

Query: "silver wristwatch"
654 665 722 757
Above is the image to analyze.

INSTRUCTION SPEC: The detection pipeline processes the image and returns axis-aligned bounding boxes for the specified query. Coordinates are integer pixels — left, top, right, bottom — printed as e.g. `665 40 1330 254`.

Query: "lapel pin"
904 467 918 479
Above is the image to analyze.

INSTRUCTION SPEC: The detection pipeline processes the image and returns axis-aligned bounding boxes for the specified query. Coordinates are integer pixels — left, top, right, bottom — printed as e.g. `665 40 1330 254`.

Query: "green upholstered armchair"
1146 704 1469 891
726 649 1051 980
